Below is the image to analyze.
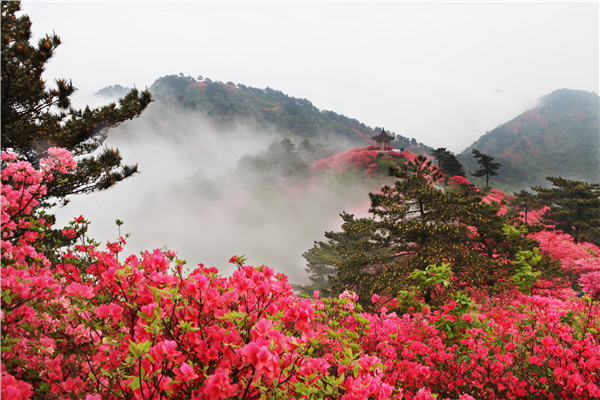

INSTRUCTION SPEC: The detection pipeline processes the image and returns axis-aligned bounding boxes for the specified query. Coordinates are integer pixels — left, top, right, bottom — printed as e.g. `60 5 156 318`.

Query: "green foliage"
396 263 453 311
431 147 466 177
533 177 600 245
471 149 501 186
410 262 453 292
502 224 562 293
1 2 152 205
511 249 542 295
374 156 410 176
301 213 392 301
301 156 544 306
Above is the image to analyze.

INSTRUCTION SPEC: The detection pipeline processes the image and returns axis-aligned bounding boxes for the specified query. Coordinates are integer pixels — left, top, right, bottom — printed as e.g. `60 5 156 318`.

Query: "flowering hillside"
310 146 382 175
310 147 428 178
2 148 600 400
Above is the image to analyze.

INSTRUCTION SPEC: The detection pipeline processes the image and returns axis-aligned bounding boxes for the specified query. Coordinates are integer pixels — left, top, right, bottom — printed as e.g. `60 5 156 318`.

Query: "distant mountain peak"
141 74 429 152
459 88 599 192
538 88 599 111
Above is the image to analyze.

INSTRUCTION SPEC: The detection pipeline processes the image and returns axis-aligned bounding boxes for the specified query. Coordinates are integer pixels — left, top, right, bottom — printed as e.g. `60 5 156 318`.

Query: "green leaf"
129 376 141 390
219 311 246 321
128 341 139 356
140 340 150 353
1 289 16 305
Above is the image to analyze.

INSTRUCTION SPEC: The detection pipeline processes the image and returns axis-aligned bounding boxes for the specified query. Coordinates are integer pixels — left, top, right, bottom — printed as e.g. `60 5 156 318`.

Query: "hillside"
96 79 599 193
459 89 599 192
310 146 424 178
97 74 430 153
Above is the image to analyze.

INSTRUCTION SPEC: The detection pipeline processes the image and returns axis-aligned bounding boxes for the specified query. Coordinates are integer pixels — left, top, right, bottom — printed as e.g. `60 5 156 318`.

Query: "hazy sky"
22 1 599 153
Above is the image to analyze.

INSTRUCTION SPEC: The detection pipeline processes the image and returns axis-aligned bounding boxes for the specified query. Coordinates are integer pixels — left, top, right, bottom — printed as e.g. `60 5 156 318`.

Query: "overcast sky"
22 1 599 152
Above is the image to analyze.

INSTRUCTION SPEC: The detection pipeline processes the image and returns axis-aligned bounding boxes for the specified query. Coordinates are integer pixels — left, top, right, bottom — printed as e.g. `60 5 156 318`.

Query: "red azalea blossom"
174 363 199 383
61 228 77 239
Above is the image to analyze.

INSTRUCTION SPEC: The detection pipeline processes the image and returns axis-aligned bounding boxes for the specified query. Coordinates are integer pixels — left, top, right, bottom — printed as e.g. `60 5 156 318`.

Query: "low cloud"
53 99 379 284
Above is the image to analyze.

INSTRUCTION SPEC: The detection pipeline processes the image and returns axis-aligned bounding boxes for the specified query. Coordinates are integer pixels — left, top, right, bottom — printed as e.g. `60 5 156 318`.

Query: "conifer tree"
511 190 544 223
471 149 501 186
431 147 466 177
300 213 387 299
1 1 152 205
302 155 545 306
533 177 600 245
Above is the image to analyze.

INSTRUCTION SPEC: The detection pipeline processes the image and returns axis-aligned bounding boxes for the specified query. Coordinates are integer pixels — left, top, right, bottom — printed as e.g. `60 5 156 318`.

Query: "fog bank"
53 100 379 284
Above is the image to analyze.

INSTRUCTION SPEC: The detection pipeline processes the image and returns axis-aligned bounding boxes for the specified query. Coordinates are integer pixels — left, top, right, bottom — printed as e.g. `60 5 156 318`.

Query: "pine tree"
300 213 388 299
471 149 501 186
533 177 600 245
1 2 152 205
511 190 544 223
301 155 546 306
431 147 466 177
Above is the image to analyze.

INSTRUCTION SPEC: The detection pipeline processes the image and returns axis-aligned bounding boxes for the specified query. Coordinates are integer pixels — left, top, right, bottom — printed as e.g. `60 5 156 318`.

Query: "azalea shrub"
530 230 600 300
2 149 600 399
309 146 417 178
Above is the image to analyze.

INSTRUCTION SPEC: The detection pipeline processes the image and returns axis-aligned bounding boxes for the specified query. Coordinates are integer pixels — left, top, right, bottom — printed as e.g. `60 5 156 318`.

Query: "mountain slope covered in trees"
458 89 599 191
97 74 430 153
97 79 598 193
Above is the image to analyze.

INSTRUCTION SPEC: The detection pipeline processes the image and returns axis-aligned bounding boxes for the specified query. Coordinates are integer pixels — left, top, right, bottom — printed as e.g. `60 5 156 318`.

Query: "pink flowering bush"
448 175 471 186
531 230 600 298
482 189 510 215
579 271 600 301
533 231 600 276
2 148 600 399
310 146 381 175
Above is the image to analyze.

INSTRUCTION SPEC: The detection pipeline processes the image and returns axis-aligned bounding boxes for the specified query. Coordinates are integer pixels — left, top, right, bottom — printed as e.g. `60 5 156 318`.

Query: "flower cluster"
2 149 599 399
579 271 600 300
310 146 381 175
533 230 600 275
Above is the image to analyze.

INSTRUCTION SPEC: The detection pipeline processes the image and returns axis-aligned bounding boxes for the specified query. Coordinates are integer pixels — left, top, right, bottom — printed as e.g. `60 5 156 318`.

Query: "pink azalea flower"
61 228 77 239
203 368 238 400
174 362 198 383
64 282 94 299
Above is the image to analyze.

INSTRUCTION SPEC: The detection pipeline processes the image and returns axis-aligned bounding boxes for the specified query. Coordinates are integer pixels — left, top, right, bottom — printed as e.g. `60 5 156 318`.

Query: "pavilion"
372 129 395 151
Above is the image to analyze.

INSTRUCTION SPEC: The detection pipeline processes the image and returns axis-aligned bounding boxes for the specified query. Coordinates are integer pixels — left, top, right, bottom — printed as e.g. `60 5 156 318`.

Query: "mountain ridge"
96 79 599 192
458 88 599 191
96 74 430 154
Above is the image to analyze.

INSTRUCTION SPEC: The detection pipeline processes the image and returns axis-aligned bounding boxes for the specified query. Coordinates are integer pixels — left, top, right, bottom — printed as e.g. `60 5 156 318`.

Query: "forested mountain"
459 89 599 191
97 74 429 153
96 79 599 193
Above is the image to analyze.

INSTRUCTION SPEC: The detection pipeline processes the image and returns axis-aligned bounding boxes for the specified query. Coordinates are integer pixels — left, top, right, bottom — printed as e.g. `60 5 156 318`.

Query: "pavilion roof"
372 129 395 141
